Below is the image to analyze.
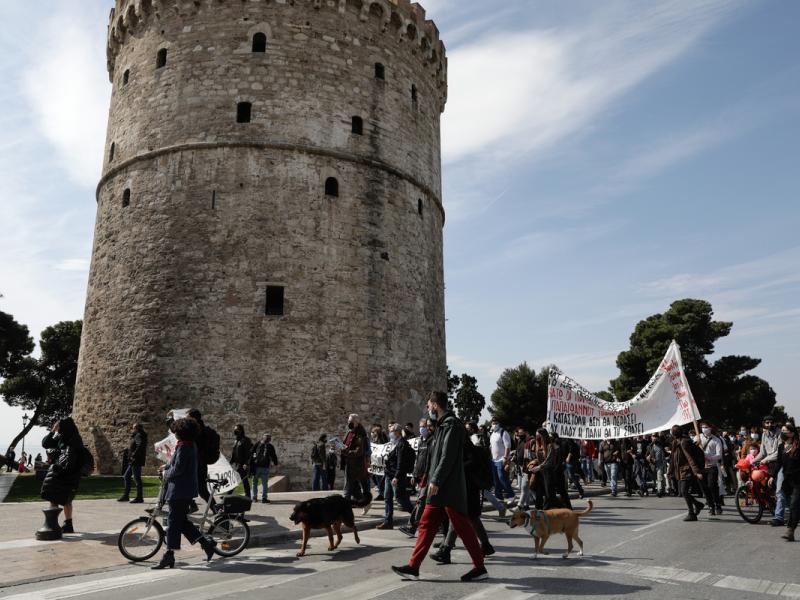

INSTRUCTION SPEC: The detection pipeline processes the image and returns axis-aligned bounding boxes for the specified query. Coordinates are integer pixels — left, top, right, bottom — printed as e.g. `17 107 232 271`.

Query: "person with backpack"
670 425 710 521
187 409 220 508
251 433 278 503
118 423 148 503
377 424 415 529
40 417 86 534
311 434 329 491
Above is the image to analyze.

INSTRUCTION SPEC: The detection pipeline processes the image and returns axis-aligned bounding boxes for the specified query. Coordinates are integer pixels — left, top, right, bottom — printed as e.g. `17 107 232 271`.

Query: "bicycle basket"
222 495 252 514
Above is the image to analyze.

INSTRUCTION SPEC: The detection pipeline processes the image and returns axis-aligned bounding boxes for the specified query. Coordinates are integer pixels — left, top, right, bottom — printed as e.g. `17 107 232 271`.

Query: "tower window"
418 198 423 216
252 32 267 53
237 102 252 123
156 48 167 69
122 69 130 85
122 188 131 208
325 177 339 197
374 62 385 80
351 116 363 135
411 84 418 103
109 142 115 162
265 285 285 316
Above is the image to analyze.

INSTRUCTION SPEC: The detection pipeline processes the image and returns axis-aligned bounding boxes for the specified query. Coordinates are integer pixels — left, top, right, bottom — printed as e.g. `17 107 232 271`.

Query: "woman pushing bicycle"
152 417 217 569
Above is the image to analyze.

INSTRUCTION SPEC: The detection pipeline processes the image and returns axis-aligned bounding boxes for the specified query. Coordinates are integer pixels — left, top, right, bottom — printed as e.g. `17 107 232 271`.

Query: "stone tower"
72 0 448 482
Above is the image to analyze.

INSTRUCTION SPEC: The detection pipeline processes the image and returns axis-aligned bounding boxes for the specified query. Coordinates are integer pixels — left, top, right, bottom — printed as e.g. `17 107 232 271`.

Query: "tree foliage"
446 368 461 404
489 363 554 433
610 299 778 426
1 318 82 451
0 311 34 377
453 373 485 424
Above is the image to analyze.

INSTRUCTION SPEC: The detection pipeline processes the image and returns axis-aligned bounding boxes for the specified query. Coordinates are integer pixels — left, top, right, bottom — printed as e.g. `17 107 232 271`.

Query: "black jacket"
413 435 431 480
129 430 148 467
384 437 410 480
40 432 83 506
230 435 253 468
252 441 278 468
778 443 800 484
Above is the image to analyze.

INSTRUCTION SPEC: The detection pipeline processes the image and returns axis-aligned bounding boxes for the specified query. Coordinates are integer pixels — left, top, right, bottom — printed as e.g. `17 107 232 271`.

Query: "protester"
563 435 585 500
229 424 253 498
771 423 799 541
40 418 84 534
599 438 621 497
755 416 783 526
698 422 724 514
342 414 371 507
580 439 596 484
489 417 515 505
392 391 488 583
186 409 221 509
647 433 667 497
378 424 414 529
670 425 710 522
512 427 532 508
251 433 278 503
400 418 434 537
325 441 338 491
152 417 216 569
370 424 388 500
311 434 328 491
119 423 147 503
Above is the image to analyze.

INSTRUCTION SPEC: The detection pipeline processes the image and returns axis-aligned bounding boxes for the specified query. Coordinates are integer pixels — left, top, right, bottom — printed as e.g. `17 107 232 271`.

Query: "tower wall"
72 0 448 483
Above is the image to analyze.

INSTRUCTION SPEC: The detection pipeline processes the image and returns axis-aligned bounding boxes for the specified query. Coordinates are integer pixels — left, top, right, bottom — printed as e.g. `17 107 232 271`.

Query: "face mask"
751 433 759 441
389 432 397 442
428 409 438 421
701 427 710 436
739 430 747 437
419 427 429 438
492 424 500 432
471 434 481 445
234 430 243 438
348 422 355 430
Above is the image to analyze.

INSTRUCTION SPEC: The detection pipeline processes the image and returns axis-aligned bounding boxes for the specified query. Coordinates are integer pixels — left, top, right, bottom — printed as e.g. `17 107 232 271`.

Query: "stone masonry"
71 0 448 485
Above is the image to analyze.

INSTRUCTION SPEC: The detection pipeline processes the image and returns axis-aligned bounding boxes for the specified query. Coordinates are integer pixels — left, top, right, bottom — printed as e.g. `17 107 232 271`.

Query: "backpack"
469 444 494 490
80 446 95 477
204 427 221 465
399 440 416 475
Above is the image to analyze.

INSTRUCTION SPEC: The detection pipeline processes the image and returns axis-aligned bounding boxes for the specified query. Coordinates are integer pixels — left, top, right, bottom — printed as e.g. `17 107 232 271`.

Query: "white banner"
547 340 701 440
368 437 420 476
154 408 241 495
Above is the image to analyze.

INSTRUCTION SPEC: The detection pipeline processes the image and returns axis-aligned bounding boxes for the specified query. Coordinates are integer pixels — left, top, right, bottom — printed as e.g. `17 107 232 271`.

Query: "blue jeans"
312 465 328 491
492 460 515 501
252 467 270 500
383 476 413 525
580 457 594 482
166 500 202 551
775 468 786 522
605 462 619 494
123 464 143 498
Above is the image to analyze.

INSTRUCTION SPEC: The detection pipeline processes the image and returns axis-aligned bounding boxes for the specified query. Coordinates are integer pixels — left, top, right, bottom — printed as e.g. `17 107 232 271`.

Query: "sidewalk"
0 484 607 589
0 472 18 503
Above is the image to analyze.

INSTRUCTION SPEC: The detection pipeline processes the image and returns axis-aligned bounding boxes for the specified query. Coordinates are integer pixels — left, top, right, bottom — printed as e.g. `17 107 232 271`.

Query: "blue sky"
1 0 798 450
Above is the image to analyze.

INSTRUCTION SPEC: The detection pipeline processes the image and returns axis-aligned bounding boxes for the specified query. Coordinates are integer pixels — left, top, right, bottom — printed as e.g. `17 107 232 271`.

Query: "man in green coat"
392 392 488 583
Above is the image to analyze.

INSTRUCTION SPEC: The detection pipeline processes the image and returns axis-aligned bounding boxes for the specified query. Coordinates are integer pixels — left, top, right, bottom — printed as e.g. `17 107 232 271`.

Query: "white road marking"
631 513 686 532
301 572 435 600
714 575 786 595
1 571 184 600
460 583 537 599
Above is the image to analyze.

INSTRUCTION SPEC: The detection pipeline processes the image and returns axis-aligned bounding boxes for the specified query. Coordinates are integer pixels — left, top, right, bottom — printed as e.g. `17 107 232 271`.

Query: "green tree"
0 310 34 377
1 320 82 452
489 363 554 433
453 373 485 424
446 368 461 403
609 299 778 426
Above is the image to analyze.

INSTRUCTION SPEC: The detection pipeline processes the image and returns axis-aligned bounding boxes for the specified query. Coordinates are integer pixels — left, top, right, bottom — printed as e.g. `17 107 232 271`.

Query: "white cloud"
55 258 91 272
442 1 740 166
22 8 110 188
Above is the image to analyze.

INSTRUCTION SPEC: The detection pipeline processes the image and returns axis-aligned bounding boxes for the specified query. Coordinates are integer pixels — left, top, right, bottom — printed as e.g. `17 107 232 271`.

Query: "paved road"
2 495 797 600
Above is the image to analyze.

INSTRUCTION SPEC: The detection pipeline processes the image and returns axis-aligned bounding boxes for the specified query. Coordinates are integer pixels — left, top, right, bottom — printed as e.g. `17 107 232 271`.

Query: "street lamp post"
22 413 29 456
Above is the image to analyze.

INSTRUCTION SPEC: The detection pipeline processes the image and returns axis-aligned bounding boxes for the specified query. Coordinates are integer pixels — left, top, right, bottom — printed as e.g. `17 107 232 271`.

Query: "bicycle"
734 462 776 524
118 476 251 562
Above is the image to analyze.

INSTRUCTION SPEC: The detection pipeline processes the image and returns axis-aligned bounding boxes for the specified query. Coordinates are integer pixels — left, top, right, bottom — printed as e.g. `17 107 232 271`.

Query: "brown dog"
508 500 593 559
289 494 369 557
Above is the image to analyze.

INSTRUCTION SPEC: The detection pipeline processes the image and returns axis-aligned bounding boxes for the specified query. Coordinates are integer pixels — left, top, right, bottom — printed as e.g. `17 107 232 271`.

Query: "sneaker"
498 507 506 519
262 498 270 504
61 521 75 534
460 566 489 582
431 548 451 564
770 519 785 527
376 522 393 530
481 542 496 557
683 514 698 522
129 497 144 504
392 565 419 581
398 526 416 538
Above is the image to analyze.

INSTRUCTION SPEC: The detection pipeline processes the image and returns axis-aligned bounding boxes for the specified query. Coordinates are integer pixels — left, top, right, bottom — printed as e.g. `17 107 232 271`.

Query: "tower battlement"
107 0 447 105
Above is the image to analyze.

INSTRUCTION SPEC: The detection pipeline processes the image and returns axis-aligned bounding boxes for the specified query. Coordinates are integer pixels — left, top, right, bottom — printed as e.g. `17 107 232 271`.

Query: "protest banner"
154 408 241 494
546 340 701 440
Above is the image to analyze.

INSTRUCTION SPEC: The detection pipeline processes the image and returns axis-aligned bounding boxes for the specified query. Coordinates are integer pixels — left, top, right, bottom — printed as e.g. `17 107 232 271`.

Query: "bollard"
36 506 63 541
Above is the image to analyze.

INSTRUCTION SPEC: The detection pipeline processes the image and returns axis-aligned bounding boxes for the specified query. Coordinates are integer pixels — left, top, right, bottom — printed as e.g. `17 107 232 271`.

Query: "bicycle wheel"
735 484 763 524
118 516 165 561
208 515 250 557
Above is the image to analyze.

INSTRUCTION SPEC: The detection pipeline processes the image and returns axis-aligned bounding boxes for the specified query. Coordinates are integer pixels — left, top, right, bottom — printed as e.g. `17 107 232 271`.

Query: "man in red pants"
392 392 488 582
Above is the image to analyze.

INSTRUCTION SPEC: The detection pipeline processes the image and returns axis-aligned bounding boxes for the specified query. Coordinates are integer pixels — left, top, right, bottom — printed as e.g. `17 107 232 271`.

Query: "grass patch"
5 474 162 502
5 474 247 502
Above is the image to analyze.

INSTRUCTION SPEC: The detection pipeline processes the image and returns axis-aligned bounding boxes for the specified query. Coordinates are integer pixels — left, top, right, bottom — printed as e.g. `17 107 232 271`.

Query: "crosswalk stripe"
460 584 537 600
1 571 185 600
300 572 421 600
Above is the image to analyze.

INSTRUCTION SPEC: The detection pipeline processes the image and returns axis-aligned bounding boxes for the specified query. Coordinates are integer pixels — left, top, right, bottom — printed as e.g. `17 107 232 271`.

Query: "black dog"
290 494 371 557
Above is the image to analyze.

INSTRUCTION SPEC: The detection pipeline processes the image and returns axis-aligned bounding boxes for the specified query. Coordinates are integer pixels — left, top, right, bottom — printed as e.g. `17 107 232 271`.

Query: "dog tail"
575 499 593 517
350 492 373 508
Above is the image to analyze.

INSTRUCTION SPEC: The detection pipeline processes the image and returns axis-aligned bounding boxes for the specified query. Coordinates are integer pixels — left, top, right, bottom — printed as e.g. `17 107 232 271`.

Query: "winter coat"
777 443 800 485
129 430 148 467
600 440 620 465
341 424 369 481
164 442 199 502
413 435 431 481
384 436 411 480
230 435 253 468
426 411 468 515
252 441 278 468
40 432 83 506
670 438 704 481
